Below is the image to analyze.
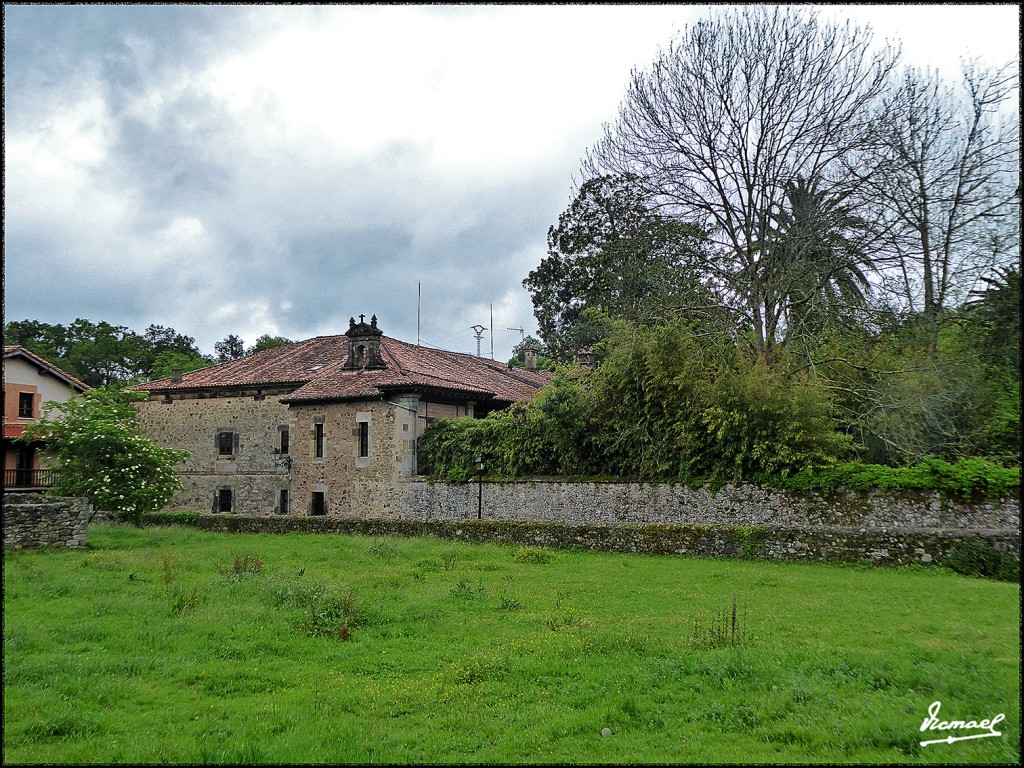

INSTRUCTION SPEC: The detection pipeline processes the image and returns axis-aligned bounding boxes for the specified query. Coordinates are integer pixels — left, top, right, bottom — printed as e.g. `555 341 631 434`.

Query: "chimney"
576 349 595 369
171 368 183 383
524 345 538 370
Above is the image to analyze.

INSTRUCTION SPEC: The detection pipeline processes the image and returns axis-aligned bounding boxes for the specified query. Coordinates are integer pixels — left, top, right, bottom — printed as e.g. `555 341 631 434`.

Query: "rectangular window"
18 392 34 418
358 421 369 458
217 431 235 456
217 488 233 513
279 489 289 515
311 491 326 516
280 428 290 455
314 423 324 458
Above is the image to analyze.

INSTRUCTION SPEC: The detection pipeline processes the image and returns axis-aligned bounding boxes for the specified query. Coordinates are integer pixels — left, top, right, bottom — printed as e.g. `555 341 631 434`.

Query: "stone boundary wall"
399 478 1020 531
140 513 1019 568
3 493 91 550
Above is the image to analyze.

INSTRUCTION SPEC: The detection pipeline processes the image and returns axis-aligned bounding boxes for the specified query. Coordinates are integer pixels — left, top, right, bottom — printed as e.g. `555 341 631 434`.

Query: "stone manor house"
134 315 551 517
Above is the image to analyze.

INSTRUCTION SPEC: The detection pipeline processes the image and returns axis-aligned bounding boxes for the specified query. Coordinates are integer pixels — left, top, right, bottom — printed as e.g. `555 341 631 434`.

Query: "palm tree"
765 176 875 340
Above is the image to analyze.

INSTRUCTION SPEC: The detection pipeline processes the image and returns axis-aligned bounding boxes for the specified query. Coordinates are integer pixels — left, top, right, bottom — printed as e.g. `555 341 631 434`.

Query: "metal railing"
3 468 62 489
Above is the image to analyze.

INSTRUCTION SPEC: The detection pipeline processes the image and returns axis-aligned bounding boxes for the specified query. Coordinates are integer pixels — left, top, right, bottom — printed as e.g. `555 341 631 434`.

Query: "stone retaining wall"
3 493 91 549
399 478 1020 530
141 513 1019 568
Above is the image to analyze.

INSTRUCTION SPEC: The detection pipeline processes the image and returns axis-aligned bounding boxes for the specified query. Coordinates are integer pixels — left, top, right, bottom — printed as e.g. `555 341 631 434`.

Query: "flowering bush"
19 385 189 524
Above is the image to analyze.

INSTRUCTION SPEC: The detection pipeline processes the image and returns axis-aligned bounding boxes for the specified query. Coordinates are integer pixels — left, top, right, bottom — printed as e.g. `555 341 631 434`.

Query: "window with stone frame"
279 489 290 515
279 427 290 456
217 430 238 457
358 421 369 458
215 488 233 513
314 422 324 458
311 490 327 516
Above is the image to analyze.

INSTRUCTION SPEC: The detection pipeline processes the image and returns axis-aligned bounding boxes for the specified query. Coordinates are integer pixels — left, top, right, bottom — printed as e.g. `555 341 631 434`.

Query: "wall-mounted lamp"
271 448 292 471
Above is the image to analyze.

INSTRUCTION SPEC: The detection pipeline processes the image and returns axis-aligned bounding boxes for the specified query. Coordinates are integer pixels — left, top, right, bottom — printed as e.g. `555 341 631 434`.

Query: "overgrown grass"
3 525 1019 764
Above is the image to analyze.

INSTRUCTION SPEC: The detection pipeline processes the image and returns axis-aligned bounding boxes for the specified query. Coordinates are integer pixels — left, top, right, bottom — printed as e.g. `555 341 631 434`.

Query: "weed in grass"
167 583 201 616
366 539 402 559
442 553 458 571
294 588 354 639
215 553 264 579
546 592 583 630
161 551 177 584
496 595 525 612
691 594 749 648
450 577 488 600
512 546 555 564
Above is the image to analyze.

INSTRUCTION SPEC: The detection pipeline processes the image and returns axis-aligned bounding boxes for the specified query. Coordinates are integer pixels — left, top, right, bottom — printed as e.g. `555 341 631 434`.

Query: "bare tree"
860 61 1020 341
585 6 899 361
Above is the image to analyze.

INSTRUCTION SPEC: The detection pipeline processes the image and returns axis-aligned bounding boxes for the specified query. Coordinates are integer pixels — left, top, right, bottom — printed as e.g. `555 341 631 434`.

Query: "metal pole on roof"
417 282 421 346
490 304 494 359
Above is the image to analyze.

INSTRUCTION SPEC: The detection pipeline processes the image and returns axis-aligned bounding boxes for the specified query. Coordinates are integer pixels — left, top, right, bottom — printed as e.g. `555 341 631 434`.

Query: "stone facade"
136 389 293 514
288 395 419 517
3 493 91 549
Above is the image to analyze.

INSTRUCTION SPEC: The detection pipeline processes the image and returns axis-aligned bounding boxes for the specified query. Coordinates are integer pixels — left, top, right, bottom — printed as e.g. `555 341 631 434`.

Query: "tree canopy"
524 174 709 360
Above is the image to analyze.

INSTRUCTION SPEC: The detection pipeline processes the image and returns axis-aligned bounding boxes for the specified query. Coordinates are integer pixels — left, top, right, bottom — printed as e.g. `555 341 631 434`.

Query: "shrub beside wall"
3 493 91 550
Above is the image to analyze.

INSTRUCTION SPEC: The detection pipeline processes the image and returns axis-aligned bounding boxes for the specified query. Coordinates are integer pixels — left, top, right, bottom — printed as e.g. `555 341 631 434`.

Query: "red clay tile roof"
136 335 551 405
4 424 27 439
3 346 91 392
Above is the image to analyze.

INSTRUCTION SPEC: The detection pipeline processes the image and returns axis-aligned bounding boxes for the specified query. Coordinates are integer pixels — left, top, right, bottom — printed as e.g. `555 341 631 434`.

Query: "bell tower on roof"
343 314 386 370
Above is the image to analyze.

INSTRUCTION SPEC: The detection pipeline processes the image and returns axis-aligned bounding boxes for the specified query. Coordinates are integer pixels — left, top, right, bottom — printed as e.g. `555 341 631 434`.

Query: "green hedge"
775 457 1020 500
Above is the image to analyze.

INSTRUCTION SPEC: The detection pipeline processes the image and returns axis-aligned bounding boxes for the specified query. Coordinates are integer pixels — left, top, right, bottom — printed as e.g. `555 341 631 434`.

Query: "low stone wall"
400 478 1020 531
3 493 91 550
141 513 1019 569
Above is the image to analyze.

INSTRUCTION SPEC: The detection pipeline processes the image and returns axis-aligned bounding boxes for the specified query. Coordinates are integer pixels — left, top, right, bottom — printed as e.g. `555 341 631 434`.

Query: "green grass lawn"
3 524 1020 764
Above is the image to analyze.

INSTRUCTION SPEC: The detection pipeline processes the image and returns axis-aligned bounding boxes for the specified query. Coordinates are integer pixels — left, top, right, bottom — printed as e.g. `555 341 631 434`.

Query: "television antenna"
506 327 524 341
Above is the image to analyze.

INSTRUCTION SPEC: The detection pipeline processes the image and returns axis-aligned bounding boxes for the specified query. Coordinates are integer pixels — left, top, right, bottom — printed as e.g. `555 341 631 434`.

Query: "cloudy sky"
4 3 1019 362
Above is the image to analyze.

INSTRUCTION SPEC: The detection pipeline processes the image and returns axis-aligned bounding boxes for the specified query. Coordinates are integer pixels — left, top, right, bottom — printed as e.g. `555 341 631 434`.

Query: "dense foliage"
4 318 292 385
18 386 190 524
420 296 1020 494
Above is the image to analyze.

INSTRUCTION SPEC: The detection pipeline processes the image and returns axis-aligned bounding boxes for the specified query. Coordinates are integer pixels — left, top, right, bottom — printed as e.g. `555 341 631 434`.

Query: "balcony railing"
4 468 62 490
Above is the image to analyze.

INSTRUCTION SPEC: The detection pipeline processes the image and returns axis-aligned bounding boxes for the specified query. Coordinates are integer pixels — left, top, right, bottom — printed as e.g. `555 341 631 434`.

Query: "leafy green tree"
149 349 214 380
4 318 151 386
524 174 708 360
507 336 551 369
248 334 292 355
964 267 1020 371
19 386 190 524
214 334 246 362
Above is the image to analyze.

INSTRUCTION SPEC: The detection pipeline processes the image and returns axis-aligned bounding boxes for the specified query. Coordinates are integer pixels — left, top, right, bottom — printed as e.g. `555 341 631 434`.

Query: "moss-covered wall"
141 512 1019 568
